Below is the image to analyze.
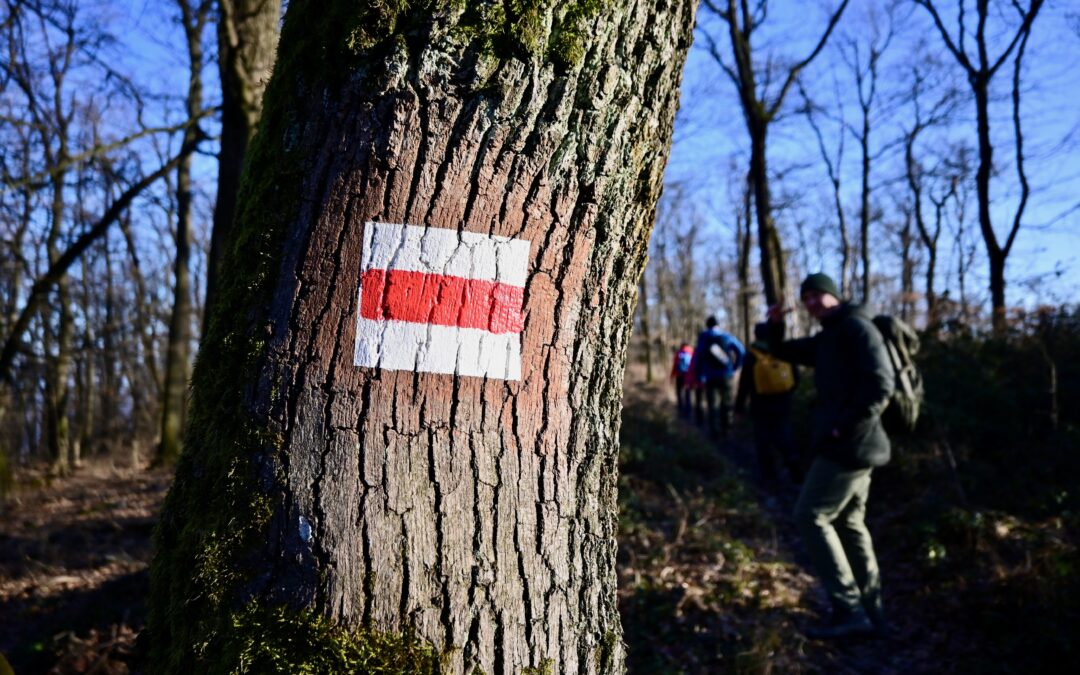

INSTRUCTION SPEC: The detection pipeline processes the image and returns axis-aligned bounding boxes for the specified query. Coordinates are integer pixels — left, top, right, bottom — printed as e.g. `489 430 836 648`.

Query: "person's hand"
766 304 792 323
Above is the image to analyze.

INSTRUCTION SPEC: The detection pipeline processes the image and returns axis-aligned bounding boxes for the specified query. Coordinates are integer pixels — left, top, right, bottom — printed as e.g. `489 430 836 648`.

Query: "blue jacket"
692 328 745 382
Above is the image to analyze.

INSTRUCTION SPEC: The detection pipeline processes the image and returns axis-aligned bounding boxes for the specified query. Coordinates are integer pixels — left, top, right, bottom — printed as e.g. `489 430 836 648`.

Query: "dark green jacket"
768 303 894 468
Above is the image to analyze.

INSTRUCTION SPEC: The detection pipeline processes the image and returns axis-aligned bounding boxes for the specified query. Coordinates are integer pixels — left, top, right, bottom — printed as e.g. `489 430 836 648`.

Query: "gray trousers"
794 457 883 619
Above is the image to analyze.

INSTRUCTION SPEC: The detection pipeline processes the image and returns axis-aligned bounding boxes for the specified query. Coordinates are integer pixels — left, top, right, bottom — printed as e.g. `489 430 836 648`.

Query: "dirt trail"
0 464 171 674
618 379 967 674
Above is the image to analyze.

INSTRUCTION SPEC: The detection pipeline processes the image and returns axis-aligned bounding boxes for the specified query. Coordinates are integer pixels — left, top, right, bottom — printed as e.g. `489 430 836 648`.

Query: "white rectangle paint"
360 221 531 287
354 222 531 381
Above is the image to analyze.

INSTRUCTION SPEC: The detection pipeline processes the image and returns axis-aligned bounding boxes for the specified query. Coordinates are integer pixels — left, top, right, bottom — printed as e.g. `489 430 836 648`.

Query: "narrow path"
619 378 954 674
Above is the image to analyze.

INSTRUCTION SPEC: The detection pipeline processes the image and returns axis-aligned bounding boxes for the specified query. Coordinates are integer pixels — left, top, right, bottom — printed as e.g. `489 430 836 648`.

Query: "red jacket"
671 345 695 386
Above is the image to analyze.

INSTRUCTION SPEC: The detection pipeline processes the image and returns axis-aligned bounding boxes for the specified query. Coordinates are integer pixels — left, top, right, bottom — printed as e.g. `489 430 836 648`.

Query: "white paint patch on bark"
353 221 530 380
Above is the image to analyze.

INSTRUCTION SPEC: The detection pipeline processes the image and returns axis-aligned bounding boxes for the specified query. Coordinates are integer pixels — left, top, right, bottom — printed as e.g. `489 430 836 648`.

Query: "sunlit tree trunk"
149 1 697 673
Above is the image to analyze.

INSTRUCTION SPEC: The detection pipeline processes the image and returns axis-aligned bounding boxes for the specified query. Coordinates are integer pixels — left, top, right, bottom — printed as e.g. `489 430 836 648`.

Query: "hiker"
765 273 894 639
670 343 695 419
689 316 745 438
735 322 801 483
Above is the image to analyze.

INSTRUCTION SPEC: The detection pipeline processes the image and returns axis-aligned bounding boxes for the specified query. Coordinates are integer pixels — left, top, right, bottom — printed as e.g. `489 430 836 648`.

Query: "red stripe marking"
360 269 526 334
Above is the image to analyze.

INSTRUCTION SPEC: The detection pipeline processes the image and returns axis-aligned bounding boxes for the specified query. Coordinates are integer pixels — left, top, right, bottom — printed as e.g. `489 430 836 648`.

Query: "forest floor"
618 379 956 674
0 377 1075 673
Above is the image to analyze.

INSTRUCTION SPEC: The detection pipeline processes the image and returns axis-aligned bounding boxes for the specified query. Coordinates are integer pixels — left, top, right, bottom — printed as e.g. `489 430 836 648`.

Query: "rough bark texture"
150 1 696 673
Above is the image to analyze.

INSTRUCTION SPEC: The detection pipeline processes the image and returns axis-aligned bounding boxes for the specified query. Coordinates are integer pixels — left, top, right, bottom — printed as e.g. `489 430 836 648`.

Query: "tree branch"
0 137 200 380
766 0 850 119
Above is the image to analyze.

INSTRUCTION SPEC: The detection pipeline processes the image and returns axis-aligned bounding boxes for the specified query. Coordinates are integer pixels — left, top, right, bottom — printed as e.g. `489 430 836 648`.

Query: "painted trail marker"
354 222 531 380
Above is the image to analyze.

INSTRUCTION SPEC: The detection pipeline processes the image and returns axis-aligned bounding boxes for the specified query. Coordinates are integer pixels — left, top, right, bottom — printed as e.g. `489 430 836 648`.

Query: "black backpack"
872 315 924 435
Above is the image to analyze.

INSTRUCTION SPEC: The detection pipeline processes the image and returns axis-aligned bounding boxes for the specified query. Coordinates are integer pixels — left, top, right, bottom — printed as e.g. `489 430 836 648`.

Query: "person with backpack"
765 273 894 640
735 322 801 483
689 316 745 438
670 342 695 419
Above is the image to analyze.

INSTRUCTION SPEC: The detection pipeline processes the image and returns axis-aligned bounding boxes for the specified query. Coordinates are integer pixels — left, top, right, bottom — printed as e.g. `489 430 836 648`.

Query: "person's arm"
834 318 895 434
728 335 747 371
763 309 817 367
734 351 754 414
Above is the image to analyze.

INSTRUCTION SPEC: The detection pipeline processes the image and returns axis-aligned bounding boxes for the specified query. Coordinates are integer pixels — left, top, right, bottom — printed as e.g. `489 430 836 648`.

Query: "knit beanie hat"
800 272 840 300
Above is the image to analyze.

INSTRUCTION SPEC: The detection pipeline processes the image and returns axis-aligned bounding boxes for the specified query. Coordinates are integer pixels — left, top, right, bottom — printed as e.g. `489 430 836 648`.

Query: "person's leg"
793 458 872 617
694 386 705 425
704 380 720 434
834 472 884 625
719 376 736 435
753 416 778 480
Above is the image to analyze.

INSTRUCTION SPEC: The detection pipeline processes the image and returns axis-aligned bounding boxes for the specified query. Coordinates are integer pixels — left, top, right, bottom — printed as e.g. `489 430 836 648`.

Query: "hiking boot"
863 594 892 637
864 607 893 638
804 608 876 640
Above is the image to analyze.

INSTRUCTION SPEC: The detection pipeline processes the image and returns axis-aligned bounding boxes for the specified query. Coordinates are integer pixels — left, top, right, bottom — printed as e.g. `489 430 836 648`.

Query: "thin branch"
0 136 200 380
766 0 850 119
914 0 975 74
1003 20 1032 258
1 112 213 195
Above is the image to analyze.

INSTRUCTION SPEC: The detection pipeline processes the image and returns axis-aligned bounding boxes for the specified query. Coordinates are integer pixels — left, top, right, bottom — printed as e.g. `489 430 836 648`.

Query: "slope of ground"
618 376 1079 674
1 380 1076 673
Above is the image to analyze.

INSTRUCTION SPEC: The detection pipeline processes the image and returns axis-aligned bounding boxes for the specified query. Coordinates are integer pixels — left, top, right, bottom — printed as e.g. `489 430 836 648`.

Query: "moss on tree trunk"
148 1 696 672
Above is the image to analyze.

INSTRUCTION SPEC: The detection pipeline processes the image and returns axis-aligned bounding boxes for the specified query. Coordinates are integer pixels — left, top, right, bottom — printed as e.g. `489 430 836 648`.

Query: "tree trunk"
157 1 206 465
859 113 871 304
149 2 696 673
900 211 915 322
638 277 654 383
749 124 786 305
45 163 73 476
738 179 753 346
205 0 281 316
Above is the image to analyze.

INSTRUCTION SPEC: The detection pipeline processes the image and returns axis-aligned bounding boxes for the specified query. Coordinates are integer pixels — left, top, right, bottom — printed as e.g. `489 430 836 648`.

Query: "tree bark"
205 0 281 316
149 1 696 673
44 164 74 475
749 123 786 306
738 176 753 346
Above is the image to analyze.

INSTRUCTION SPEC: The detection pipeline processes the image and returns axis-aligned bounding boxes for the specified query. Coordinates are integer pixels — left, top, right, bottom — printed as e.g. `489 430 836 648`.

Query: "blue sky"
106 0 1079 316
664 0 1080 312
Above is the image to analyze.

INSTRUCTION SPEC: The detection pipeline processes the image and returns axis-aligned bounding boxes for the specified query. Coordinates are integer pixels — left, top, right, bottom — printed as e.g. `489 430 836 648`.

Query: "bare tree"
698 0 850 305
838 9 894 304
901 58 960 330
915 0 1044 333
157 0 212 465
798 78 853 296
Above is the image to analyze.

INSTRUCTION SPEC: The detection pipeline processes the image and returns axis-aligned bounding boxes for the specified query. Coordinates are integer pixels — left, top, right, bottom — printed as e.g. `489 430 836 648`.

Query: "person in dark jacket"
766 273 894 639
689 316 745 438
735 322 800 483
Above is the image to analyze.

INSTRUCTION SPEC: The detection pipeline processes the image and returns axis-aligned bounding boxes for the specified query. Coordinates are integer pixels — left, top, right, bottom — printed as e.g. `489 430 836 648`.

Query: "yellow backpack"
751 347 796 395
